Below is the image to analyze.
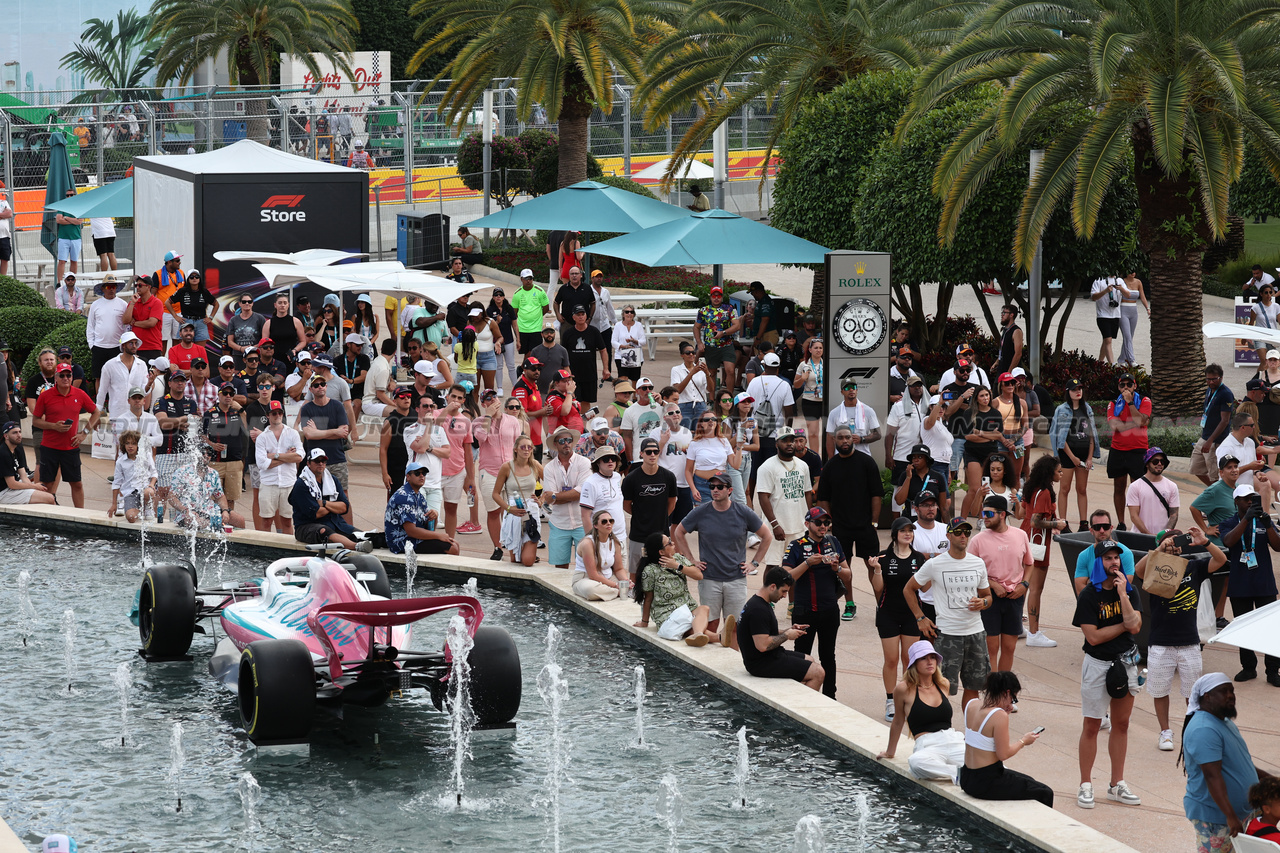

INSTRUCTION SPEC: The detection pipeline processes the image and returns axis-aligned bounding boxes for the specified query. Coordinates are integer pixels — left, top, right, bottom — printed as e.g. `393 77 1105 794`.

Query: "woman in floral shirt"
632 530 730 648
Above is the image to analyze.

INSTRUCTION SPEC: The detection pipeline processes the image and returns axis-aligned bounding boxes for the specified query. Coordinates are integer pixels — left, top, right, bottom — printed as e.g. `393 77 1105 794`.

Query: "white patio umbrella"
1207 599 1280 659
1203 321 1280 347
215 249 370 266
252 262 407 289
630 157 714 182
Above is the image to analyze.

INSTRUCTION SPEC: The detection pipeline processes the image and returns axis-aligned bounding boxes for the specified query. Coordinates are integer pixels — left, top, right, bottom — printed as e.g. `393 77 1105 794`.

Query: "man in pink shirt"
969 494 1034 675
434 384 476 538
473 389 528 556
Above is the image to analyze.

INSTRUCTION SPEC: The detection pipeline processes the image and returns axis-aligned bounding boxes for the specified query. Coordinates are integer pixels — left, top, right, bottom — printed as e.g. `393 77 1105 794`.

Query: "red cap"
56 363 74 373
956 358 972 369
525 356 542 367
998 372 1015 384
268 399 283 412
557 368 572 380
710 285 723 295
258 337 275 347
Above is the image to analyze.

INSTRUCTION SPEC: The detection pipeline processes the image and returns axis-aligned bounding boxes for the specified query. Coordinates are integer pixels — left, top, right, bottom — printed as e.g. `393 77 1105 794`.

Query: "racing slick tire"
238 639 316 745
339 552 392 599
139 564 198 658
468 626 522 726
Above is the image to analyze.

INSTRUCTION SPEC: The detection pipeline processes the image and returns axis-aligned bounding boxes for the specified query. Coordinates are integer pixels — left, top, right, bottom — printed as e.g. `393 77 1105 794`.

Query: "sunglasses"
642 448 659 455
598 518 615 525
698 417 716 424
556 437 573 445
623 310 635 315
240 299 253 305
312 381 327 387
949 530 971 537
1091 523 1113 531
981 510 997 518
1119 380 1135 387
811 519 832 527
57 371 73 377
506 404 523 411
708 484 731 491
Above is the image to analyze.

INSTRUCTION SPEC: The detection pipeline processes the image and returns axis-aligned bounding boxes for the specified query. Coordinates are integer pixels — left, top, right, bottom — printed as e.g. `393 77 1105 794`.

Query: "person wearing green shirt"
511 268 550 355
54 188 84 285
1190 454 1241 626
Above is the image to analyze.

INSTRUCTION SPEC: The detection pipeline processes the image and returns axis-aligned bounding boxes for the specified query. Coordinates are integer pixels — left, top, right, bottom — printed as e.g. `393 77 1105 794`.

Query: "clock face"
832 298 887 356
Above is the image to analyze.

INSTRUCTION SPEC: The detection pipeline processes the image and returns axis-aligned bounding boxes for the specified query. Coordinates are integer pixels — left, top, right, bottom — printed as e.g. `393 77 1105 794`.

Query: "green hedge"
0 276 52 309
0 306 84 372
20 318 89 391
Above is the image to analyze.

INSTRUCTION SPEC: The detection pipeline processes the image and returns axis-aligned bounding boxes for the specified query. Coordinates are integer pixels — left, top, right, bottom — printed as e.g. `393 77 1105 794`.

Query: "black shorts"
876 605 922 640
39 446 82 483
801 398 824 420
92 236 116 255
1106 447 1146 481
518 331 542 354
294 522 337 544
745 649 812 682
1097 317 1121 339
1059 448 1090 470
410 537 453 554
90 345 119 380
964 444 998 467
834 526 881 561
0 237 10 262
981 594 1025 636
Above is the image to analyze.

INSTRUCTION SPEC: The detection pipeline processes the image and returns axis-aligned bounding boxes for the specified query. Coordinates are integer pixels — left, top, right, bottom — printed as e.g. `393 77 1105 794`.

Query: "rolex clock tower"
824 252 891 423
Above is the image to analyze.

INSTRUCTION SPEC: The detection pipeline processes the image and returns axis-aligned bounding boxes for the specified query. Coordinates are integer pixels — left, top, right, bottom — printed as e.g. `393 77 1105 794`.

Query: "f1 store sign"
260 195 307 222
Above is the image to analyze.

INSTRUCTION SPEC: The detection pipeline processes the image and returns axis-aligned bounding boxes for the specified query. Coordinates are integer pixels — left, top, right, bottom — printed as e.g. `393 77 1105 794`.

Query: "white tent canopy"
1208 598 1280 658
134 139 353 175
630 157 714 182
252 262 407 289
214 249 370 266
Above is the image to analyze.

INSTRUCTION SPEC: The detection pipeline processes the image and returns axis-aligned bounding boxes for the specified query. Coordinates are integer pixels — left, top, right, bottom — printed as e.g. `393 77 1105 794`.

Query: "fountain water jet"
17 570 36 646
238 771 261 852
536 624 570 853
853 792 870 852
631 665 647 748
445 614 475 807
793 815 825 852
657 772 684 853
734 726 749 808
62 609 76 692
113 662 131 747
169 722 185 812
404 547 417 598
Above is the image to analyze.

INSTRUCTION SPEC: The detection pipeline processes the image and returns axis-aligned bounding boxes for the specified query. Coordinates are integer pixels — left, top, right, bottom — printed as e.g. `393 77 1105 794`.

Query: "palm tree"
634 0 975 185
407 0 660 188
61 10 162 102
902 0 1280 415
147 0 357 143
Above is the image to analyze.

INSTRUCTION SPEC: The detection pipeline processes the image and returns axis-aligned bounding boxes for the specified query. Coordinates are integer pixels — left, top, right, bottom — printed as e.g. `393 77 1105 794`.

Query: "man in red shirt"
166 320 209 372
33 362 101 507
1106 372 1153 530
546 368 584 435
511 357 550 460
122 276 166 363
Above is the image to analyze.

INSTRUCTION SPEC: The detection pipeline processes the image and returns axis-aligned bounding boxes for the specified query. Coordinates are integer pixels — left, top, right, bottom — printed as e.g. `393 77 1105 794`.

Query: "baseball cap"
469 307 484 317
1011 367 1027 378
915 489 939 505
734 392 754 406
906 375 924 386
296 350 313 362
572 305 587 315
492 287 504 297
187 269 201 279
405 460 429 476
637 376 654 389
841 377 858 390
127 387 145 398
1218 454 1240 467
0 340 10 352
118 330 140 346
1234 483 1259 499
257 337 275 347
1094 539 1123 557
393 386 413 399
344 332 366 346
710 285 723 295
705 473 731 487
997 371 1015 384
954 358 972 371
1 421 19 433
219 355 235 365
164 250 182 262
775 425 796 439
309 448 328 461
591 270 603 278
906 640 941 670
805 506 831 523
524 356 542 368
640 437 660 453
897 345 914 358
982 494 1009 512
189 357 207 369
520 268 534 279
56 362 74 373
542 318 557 331
556 368 573 381
180 320 196 330
946 518 973 535
1065 378 1083 391
1119 371 1136 383
891 516 916 535
590 417 609 433
762 352 781 367
219 384 235 395
170 370 188 381
413 359 436 376
1247 378 1266 392
151 356 171 370
955 343 975 357
1268 349 1280 360
63 273 76 282
58 345 73 356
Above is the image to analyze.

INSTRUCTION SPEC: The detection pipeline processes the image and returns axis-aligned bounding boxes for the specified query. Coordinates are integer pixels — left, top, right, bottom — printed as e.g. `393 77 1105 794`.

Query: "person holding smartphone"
736 565 824 691
958 671 1051 805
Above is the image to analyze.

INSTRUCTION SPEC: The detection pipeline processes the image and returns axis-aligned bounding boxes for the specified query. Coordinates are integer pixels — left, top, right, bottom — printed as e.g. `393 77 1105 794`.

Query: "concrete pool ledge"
0 504 1139 853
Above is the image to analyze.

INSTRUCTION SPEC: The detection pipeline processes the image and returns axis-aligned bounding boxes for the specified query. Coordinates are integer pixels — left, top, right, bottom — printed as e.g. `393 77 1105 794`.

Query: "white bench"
635 307 700 360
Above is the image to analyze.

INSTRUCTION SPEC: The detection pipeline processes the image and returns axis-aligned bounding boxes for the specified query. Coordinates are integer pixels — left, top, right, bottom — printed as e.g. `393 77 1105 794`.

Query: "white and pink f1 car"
135 545 521 746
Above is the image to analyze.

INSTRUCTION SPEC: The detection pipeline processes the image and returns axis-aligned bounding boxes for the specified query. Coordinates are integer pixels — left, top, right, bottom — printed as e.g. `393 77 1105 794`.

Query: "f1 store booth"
132 140 369 352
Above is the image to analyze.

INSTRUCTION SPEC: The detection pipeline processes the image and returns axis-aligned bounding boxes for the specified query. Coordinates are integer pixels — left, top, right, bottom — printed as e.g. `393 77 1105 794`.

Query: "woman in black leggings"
959 671 1053 807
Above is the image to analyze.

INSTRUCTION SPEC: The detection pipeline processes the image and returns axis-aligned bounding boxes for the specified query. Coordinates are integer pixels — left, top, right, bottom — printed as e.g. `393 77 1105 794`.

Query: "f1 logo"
262 194 305 208
840 366 879 381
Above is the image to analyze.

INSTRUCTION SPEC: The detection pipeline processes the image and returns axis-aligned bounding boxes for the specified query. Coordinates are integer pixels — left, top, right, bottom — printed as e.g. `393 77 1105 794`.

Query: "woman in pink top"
474 391 530 550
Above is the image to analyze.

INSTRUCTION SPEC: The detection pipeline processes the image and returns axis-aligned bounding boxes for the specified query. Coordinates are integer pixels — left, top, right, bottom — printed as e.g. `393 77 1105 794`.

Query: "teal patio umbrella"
46 178 133 218
584 208 829 266
40 132 77 260
465 180 690 233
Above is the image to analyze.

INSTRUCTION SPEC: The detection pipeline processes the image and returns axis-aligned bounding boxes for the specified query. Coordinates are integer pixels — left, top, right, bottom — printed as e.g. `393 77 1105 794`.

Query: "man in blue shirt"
1073 509 1135 595
1191 364 1234 486
1182 673 1274 851
1218 484 1280 684
288 448 370 552
384 461 458 555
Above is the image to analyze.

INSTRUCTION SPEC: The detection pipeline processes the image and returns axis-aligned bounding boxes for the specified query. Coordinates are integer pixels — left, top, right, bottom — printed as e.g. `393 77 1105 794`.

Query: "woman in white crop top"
572 509 629 601
958 671 1052 806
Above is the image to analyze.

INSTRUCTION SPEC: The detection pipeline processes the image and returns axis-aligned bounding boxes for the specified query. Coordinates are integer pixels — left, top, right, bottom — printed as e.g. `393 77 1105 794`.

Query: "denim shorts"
57 237 81 261
477 350 498 370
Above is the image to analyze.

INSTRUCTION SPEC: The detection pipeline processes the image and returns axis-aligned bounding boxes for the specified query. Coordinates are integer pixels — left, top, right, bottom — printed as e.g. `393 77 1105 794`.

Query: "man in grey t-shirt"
673 472 772 632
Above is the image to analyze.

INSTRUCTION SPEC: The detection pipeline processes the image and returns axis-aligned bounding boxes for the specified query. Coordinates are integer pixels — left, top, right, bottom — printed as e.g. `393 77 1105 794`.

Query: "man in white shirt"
886 377 930 474
404 395 451 516
86 275 127 388
95 331 150 430
0 191 12 277
671 343 712 429
115 387 163 458
656 404 693 525
937 346 992 391
1216 412 1274 504
755 426 813 568
589 270 617 364
362 338 397 418
254 400 305 534
824 377 880 459
620 377 663 464
1091 276 1126 365
904 517 992 707
543 424 592 568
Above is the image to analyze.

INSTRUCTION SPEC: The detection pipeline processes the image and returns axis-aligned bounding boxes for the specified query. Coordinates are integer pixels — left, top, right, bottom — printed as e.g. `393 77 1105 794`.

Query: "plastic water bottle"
1137 668 1147 687
514 495 525 510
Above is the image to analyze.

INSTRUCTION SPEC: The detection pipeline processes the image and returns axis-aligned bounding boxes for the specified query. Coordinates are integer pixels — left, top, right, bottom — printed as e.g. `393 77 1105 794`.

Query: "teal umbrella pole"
41 132 76 261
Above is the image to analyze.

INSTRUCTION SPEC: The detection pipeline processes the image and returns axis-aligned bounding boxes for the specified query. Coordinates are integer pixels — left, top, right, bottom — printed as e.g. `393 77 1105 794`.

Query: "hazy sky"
4 0 142 97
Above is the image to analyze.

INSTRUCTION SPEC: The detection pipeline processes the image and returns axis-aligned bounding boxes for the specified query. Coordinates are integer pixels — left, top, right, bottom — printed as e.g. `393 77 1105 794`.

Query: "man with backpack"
745 352 795 504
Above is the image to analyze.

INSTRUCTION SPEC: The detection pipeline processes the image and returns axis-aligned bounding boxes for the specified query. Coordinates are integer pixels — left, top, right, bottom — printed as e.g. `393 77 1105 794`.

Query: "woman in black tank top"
268 293 304 364
877 640 967 782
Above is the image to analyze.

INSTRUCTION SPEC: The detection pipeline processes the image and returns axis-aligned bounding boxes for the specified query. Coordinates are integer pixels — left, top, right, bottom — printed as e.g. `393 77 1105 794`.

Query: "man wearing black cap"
1072 538 1143 809
154 370 197 517
1192 364 1235 485
1106 372 1152 529
939 359 980 483
622 436 678 577
781 506 852 698
904 517 992 707
886 377 931 518
0 420 55 505
673 472 772 635
203 384 248 511
531 322 571 398
893 444 947 522
560 304 609 404
511 357 549 459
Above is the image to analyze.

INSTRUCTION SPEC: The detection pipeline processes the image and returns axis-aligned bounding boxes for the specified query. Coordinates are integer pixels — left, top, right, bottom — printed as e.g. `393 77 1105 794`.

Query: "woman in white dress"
572 509 628 600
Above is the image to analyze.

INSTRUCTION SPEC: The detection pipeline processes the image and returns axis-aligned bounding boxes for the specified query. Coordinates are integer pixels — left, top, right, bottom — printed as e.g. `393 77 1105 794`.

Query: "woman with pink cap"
877 640 966 782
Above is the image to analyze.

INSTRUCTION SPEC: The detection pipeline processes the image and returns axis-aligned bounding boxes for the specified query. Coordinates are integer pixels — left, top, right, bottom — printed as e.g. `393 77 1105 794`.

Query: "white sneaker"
1026 631 1058 648
1158 730 1174 751
885 697 895 721
1107 780 1141 805
1100 714 1111 731
746 533 762 548
1077 783 1095 809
